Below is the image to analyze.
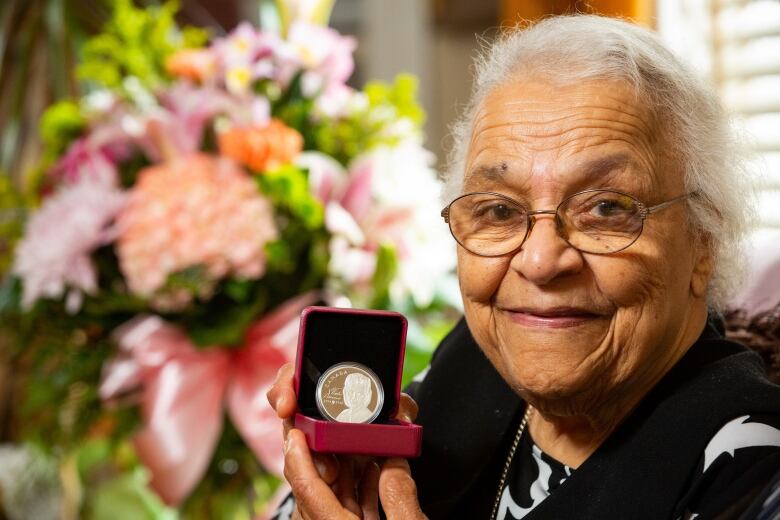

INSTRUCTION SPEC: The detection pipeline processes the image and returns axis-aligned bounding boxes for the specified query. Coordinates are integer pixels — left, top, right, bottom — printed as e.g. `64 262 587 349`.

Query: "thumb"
379 458 427 520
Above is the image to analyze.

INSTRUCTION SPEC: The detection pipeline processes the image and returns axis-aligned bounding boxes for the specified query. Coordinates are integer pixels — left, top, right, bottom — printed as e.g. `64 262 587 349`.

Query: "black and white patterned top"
496 413 780 520
271 412 780 520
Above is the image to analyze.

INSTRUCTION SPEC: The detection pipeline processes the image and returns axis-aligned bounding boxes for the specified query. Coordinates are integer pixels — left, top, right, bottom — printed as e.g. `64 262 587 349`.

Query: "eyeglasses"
441 189 694 257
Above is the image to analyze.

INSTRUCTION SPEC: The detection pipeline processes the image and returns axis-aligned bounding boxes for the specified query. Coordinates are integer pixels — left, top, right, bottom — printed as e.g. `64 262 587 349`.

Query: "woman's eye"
475 203 518 221
591 200 624 217
489 204 513 220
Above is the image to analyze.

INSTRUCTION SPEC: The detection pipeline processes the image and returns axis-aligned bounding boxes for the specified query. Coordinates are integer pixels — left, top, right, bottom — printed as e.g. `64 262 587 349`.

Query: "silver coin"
315 362 384 424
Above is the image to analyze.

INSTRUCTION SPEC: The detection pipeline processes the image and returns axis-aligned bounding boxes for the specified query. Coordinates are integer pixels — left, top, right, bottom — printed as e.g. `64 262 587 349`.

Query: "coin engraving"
316 362 384 424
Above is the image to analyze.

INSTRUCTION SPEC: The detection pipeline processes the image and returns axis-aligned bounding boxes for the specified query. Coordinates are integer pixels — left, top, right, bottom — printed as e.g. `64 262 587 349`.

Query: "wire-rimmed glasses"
441 189 694 256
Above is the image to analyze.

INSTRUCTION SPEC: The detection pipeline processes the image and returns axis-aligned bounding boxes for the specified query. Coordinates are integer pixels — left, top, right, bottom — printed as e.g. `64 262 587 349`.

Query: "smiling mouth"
501 307 606 329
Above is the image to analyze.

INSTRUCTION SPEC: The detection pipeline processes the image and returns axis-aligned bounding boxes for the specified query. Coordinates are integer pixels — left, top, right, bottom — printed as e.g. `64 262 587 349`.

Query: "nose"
509 212 583 285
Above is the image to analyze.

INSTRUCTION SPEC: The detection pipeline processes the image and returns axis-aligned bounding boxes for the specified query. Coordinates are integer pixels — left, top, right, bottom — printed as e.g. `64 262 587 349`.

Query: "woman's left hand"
282 392 427 519
378 457 428 520
283 433 427 520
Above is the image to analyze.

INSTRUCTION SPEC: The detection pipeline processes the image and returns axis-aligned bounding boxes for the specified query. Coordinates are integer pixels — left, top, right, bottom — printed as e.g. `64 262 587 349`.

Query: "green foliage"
272 73 318 148
364 74 425 128
182 288 269 347
0 175 25 275
11 313 140 451
0 275 22 313
370 243 397 308
165 266 214 298
89 467 178 520
258 165 324 230
180 422 282 519
76 0 209 90
402 314 455 387
39 100 86 160
313 74 426 165
259 166 328 287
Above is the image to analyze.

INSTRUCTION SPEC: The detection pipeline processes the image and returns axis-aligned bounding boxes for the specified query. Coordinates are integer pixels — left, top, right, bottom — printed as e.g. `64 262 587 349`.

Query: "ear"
690 235 714 299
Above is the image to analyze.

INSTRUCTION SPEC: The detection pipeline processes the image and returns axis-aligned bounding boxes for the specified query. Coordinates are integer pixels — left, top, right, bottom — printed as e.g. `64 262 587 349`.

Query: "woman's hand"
267 363 427 519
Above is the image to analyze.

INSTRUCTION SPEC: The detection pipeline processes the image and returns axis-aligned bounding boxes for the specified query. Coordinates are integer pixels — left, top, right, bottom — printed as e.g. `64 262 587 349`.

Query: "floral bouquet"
0 1 457 518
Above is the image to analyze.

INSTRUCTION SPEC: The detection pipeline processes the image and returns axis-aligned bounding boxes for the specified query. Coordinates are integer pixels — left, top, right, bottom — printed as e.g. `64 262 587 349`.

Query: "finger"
283 416 295 438
359 461 381 520
379 458 427 520
292 507 303 520
333 457 361 516
283 429 355 520
313 453 340 486
267 363 297 419
395 393 419 423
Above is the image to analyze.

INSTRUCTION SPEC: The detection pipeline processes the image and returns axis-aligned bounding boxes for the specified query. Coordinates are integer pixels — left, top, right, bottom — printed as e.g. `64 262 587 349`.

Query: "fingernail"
284 435 292 453
314 459 327 478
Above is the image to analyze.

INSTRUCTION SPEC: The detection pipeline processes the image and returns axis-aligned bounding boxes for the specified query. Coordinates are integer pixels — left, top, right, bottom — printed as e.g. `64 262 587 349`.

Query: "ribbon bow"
99 294 316 505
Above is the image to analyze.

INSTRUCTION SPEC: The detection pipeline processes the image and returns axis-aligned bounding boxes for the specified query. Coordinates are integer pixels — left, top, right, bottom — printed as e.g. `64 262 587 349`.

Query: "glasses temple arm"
645 192 695 214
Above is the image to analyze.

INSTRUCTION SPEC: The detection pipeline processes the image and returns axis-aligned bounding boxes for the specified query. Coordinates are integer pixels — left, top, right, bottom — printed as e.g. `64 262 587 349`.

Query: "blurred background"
0 0 778 519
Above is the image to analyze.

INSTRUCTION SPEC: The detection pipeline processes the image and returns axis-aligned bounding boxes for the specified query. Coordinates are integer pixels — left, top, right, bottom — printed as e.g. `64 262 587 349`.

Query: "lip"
500 306 606 329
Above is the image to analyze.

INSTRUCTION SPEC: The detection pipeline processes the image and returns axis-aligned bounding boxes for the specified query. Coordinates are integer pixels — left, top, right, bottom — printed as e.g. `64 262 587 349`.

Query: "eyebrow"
577 154 632 178
465 163 508 183
465 153 634 184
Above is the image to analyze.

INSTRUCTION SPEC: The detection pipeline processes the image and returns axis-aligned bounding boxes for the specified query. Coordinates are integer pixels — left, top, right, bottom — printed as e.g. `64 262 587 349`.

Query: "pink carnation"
13 177 127 312
116 153 277 298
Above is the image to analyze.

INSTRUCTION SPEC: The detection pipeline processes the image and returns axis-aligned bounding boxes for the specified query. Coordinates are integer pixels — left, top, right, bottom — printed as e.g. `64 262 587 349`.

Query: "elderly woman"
268 15 780 520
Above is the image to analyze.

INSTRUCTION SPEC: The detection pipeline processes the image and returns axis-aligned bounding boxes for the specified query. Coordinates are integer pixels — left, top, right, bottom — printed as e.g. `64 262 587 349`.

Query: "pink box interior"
293 306 423 457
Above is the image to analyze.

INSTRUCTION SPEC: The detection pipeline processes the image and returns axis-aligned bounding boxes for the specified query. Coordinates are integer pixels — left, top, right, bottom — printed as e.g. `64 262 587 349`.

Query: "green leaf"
165 265 210 293
223 279 254 303
258 165 324 229
265 240 295 273
76 0 209 90
90 467 179 520
184 289 268 347
370 243 397 308
312 74 427 164
0 275 22 314
39 100 85 155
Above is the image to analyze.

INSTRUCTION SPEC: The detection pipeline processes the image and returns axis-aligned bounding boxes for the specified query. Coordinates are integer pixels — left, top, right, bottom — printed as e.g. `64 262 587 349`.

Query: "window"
659 0 780 230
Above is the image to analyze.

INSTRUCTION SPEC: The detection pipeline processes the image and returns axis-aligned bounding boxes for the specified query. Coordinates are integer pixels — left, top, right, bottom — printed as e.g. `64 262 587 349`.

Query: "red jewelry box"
293 306 423 457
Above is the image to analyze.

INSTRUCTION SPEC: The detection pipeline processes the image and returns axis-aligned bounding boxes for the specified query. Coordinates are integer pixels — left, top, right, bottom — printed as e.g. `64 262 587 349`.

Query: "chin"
494 332 613 401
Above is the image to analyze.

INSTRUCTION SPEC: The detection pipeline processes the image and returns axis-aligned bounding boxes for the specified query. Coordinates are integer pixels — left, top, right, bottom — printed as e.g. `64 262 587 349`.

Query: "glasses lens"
559 190 644 253
448 193 528 256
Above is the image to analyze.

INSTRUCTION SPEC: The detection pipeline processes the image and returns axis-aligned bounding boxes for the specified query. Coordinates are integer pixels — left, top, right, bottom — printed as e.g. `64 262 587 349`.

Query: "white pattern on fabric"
276 495 294 520
412 365 430 384
497 443 563 520
702 415 780 471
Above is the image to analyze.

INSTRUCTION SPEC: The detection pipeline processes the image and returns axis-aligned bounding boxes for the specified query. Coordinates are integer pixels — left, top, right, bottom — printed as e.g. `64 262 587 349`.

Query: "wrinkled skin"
459 78 712 465
267 76 713 515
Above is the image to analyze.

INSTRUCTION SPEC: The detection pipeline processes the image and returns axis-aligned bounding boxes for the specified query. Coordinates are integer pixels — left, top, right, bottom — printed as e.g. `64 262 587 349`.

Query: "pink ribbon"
100 294 316 505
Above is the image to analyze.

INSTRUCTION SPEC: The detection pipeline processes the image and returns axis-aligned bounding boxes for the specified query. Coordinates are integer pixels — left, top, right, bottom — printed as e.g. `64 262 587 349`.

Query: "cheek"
590 244 695 370
592 241 686 311
457 251 510 303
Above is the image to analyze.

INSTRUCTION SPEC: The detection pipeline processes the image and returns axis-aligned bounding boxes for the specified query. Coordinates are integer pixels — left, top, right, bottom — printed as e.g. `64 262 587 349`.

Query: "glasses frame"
441 188 694 257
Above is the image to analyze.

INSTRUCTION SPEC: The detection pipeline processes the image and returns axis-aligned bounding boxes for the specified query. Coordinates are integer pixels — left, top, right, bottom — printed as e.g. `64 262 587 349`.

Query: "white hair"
444 15 755 309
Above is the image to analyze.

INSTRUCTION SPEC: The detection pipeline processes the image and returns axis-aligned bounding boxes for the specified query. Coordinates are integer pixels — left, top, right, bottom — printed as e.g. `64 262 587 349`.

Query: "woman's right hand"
266 363 426 520
267 363 379 519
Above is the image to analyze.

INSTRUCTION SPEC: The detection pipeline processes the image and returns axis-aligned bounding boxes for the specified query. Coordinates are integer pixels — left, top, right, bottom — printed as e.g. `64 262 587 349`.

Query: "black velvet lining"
297 309 404 423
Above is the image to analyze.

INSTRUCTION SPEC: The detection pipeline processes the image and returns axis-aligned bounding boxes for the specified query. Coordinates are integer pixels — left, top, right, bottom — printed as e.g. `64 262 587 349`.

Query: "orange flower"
165 49 217 82
218 119 304 173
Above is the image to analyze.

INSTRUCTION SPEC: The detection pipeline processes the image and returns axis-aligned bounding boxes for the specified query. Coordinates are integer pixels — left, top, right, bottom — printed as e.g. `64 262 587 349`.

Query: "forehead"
464 77 676 197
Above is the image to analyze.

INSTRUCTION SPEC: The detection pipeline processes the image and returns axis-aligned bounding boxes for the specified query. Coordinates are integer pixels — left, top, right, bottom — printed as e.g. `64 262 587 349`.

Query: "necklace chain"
490 405 534 520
